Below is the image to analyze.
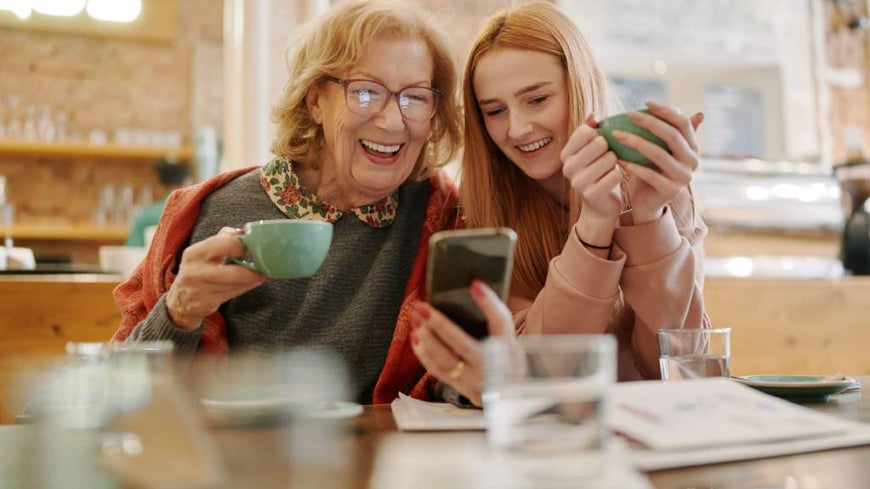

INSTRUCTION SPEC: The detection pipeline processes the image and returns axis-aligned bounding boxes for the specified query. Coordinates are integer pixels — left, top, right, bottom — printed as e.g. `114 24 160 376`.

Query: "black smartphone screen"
427 229 516 339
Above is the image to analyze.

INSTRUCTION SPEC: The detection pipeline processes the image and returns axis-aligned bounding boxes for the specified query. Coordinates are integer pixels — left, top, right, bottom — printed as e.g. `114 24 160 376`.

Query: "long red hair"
460 1 615 300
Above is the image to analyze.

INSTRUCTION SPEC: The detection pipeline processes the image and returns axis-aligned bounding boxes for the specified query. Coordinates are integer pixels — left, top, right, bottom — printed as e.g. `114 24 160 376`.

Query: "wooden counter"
705 276 870 376
701 225 869 376
0 274 122 423
2 272 869 423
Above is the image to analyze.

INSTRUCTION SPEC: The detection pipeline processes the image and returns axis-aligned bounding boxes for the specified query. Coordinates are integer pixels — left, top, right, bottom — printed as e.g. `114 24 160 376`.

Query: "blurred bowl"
99 246 147 277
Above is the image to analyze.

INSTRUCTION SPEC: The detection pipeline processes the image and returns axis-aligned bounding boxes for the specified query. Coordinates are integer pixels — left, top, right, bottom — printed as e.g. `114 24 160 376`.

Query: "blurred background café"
0 0 868 421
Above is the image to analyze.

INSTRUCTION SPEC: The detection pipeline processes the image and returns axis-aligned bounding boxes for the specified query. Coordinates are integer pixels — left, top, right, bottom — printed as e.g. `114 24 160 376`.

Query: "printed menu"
610 378 870 470
391 378 870 471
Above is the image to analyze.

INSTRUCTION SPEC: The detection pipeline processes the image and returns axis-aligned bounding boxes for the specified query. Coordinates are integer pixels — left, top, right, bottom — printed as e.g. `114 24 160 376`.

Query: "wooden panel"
0 279 121 423
704 229 840 258
0 280 120 353
1 224 128 241
705 277 870 376
3 274 869 423
0 140 193 162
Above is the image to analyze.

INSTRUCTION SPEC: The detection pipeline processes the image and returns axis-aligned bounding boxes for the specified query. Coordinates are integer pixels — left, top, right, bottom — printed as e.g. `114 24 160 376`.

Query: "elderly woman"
111 0 462 404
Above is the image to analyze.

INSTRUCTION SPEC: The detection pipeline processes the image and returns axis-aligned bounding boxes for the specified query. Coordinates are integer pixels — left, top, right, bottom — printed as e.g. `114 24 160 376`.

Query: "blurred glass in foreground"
21 341 226 489
483 334 617 480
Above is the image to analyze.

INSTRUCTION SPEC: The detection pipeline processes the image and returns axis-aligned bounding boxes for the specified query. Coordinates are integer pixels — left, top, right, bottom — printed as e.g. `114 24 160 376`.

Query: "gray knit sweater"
128 169 430 403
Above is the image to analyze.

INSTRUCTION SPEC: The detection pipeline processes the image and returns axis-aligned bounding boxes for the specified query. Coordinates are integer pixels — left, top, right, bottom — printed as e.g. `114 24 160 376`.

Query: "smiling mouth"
361 139 403 157
517 137 553 153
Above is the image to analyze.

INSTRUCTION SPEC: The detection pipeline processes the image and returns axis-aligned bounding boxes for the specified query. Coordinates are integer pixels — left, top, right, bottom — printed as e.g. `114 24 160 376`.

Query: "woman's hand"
410 280 515 407
165 227 268 330
561 115 624 220
560 115 623 249
613 102 703 225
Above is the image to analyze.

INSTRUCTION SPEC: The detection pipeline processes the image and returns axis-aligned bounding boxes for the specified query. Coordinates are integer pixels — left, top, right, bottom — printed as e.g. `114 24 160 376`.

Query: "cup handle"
225 234 262 273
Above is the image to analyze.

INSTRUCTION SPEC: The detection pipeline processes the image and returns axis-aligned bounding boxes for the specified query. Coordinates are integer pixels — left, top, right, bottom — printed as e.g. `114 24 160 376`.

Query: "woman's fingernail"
414 301 431 319
410 330 420 346
470 279 486 299
645 100 661 109
612 130 629 141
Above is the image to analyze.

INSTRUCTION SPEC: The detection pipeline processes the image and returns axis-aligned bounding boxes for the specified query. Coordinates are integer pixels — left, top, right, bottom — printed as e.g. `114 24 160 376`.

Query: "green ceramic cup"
228 219 333 279
597 109 668 167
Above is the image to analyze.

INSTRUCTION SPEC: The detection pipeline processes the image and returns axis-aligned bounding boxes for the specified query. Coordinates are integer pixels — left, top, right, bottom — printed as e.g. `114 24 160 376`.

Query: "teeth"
518 137 552 152
361 139 401 153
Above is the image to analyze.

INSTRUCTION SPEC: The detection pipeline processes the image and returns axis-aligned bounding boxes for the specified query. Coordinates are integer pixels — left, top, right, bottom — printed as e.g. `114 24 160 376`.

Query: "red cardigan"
111 166 459 403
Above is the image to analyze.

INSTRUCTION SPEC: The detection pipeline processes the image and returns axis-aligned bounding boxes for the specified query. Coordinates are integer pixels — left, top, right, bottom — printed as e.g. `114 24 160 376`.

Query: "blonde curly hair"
270 0 462 181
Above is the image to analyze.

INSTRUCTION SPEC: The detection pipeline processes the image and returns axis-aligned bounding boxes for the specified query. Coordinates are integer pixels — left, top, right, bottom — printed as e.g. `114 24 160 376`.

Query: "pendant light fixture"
0 0 142 22
86 0 142 23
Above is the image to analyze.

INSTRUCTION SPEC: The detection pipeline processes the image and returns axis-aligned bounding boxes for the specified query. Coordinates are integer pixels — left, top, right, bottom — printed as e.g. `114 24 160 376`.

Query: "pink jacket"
513 188 709 381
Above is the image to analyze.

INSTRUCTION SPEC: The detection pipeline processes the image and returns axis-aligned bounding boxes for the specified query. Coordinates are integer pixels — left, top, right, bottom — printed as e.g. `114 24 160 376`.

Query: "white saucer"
302 401 364 420
200 387 362 425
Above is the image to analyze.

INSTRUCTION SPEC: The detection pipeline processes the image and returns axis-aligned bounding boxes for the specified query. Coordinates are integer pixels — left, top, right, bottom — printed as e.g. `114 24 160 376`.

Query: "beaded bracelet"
579 237 612 250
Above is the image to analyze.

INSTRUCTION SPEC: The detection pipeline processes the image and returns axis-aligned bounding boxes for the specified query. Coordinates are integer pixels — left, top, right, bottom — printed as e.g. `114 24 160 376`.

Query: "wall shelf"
0 224 128 241
0 139 192 162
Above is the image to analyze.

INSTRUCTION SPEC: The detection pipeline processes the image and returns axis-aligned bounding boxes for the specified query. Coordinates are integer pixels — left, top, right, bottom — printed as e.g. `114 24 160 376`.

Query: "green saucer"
735 375 855 403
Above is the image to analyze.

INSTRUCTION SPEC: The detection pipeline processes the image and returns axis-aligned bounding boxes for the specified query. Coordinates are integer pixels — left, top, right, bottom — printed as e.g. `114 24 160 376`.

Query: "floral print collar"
259 157 398 227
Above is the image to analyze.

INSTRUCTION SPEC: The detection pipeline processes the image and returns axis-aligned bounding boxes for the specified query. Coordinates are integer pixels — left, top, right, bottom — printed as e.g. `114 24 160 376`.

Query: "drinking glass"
483 334 616 458
657 327 731 380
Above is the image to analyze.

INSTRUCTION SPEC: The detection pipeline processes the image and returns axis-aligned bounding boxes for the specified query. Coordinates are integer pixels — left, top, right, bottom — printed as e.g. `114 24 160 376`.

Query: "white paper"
628 424 870 471
390 393 486 431
392 379 870 472
609 377 870 470
609 377 856 451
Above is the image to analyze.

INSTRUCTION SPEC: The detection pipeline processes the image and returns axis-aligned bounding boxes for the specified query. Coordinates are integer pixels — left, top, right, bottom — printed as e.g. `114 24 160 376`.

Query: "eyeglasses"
325 76 440 122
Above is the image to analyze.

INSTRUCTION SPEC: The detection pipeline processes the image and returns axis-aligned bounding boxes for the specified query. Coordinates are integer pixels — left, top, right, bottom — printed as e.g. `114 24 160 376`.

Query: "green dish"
735 375 856 403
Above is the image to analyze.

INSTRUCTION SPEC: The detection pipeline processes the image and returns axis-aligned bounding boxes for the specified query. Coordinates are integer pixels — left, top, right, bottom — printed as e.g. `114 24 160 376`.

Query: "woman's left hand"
613 101 703 224
410 280 515 407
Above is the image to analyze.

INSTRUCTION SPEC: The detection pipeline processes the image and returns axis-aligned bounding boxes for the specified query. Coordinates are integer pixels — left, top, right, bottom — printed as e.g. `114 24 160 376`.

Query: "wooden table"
205 377 870 489
5 369 866 488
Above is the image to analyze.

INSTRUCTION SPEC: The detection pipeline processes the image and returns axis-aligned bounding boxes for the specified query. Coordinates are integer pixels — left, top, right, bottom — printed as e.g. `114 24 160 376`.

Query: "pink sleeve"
514 226 626 336
614 198 710 379
513 187 709 381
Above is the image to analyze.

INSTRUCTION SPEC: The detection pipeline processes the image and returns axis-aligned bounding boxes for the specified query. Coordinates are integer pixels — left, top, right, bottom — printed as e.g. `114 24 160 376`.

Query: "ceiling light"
30 0 86 17
652 59 669 75
0 0 32 19
86 0 141 22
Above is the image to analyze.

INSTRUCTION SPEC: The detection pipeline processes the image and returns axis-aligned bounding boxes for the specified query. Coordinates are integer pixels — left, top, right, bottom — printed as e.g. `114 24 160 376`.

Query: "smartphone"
426 228 517 339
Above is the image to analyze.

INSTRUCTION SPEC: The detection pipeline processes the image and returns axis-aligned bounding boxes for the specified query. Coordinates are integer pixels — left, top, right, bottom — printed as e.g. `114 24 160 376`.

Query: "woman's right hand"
410 280 515 407
561 115 624 221
560 115 623 249
165 227 268 330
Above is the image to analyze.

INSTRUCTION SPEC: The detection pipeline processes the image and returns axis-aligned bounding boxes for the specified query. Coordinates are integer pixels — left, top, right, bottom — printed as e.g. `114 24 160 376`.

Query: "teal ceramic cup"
228 219 333 278
596 109 668 167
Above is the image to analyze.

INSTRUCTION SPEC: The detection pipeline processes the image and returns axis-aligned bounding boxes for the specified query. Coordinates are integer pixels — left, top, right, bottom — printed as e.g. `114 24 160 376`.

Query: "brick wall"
0 0 221 227
0 0 866 229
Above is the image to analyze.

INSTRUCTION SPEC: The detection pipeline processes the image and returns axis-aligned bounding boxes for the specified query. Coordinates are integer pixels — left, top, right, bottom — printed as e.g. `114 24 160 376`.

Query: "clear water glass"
657 327 731 380
483 334 616 463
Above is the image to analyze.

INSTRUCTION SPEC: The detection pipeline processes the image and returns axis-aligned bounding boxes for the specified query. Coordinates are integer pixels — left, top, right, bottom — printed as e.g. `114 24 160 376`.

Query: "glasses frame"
324 75 441 122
